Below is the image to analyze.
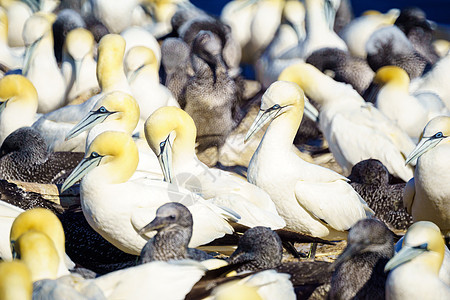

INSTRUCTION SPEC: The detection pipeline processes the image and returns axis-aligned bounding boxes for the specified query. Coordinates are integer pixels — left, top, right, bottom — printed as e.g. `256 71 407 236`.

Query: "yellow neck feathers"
97 34 127 92
0 261 32 300
0 75 38 110
374 66 410 91
100 92 140 134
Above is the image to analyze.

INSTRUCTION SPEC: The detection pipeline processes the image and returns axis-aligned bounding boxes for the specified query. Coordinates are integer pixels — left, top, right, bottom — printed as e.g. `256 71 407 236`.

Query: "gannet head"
65 91 139 140
144 106 196 183
385 221 445 273
374 66 410 90
64 28 95 88
0 75 38 114
0 261 32 300
22 14 53 75
245 81 305 142
62 131 139 191
139 202 193 235
96 34 127 92
124 46 158 83
405 116 450 164
10 208 66 274
12 231 60 281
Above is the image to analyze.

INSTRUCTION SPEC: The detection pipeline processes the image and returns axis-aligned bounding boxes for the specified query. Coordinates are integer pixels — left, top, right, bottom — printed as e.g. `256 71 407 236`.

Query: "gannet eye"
160 141 166 148
98 106 108 113
434 132 444 138
169 214 176 220
413 243 428 250
91 152 100 158
272 104 280 110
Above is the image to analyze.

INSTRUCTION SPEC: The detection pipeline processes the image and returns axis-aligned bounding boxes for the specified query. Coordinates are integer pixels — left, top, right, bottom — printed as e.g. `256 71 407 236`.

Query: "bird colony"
0 0 448 299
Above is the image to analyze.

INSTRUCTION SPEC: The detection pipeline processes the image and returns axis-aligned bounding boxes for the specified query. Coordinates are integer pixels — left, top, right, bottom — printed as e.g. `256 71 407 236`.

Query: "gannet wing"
403 178 416 214
294 180 373 231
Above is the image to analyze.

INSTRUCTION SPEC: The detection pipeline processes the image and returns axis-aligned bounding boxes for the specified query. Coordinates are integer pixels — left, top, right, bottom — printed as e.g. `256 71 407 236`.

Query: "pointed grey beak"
244 104 283 143
128 64 145 84
0 98 10 114
22 35 44 76
138 216 167 235
157 135 173 183
384 243 428 272
61 152 103 192
73 58 83 91
65 106 116 140
405 133 445 165
304 97 319 122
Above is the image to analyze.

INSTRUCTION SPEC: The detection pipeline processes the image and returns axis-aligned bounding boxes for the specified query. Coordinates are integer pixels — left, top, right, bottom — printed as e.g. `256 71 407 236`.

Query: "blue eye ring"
98 106 107 113
272 104 280 110
435 132 444 138
91 152 99 158
160 141 166 148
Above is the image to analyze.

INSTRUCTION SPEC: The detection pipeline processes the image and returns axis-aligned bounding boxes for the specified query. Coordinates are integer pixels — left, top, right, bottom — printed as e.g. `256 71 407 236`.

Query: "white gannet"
0 75 38 145
279 62 415 181
65 91 163 179
0 7 22 69
0 200 23 261
32 33 132 152
61 28 99 103
404 116 450 234
124 46 179 123
10 208 75 278
1 0 32 47
385 221 450 299
121 26 161 69
339 9 399 59
22 13 66 114
0 261 32 300
244 81 373 239
145 106 286 229
410 52 450 109
61 131 235 255
371 66 449 141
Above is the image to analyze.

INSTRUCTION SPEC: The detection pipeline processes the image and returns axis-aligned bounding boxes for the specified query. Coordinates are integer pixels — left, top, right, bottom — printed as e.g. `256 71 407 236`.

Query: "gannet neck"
65 28 94 61
305 0 330 35
14 231 60 281
0 261 32 300
97 34 129 93
279 62 347 107
0 8 8 43
87 132 139 184
375 66 410 93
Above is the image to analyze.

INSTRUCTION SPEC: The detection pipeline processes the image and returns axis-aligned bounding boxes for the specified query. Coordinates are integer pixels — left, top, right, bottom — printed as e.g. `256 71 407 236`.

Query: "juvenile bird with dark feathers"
348 159 413 231
139 202 212 264
0 127 84 184
329 218 395 300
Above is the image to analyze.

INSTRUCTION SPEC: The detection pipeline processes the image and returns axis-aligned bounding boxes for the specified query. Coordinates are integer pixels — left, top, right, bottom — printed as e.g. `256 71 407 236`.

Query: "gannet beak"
384 243 428 272
157 135 173 183
0 98 9 113
127 65 144 84
61 152 103 192
65 106 116 140
74 58 83 91
22 36 43 76
304 97 319 122
138 216 167 235
245 104 283 143
405 133 445 165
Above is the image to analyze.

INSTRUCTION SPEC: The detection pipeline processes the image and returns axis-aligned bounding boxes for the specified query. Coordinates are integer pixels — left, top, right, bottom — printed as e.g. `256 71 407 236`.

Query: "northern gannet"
145 106 286 229
279 62 415 182
385 221 450 299
121 26 161 67
0 75 38 145
404 116 450 234
1 0 32 47
329 218 394 300
0 127 83 184
339 9 399 59
32 33 132 152
368 66 449 140
245 81 373 239
124 45 179 123
0 200 23 260
0 261 32 300
61 131 235 255
139 202 212 263
348 159 412 231
22 13 66 114
61 27 99 102
0 7 23 69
